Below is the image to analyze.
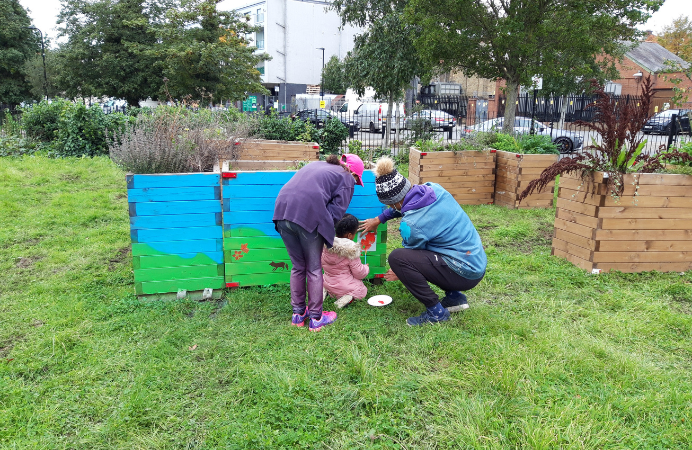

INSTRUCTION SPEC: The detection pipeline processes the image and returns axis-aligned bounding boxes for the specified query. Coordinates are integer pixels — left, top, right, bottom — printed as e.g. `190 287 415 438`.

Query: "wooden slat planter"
127 173 225 296
409 147 496 205
552 170 692 273
221 169 388 287
494 150 559 209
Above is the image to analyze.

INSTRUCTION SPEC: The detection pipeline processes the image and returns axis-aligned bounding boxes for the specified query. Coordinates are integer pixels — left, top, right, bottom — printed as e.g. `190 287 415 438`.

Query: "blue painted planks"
130 212 222 230
129 200 221 216
223 194 383 211
127 186 221 203
127 173 220 189
132 239 225 257
131 226 223 243
222 183 377 199
222 207 384 225
224 223 279 237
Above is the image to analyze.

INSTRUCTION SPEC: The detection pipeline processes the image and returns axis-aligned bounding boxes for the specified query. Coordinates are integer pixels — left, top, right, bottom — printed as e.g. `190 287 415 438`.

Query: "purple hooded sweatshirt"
273 161 355 247
377 184 437 223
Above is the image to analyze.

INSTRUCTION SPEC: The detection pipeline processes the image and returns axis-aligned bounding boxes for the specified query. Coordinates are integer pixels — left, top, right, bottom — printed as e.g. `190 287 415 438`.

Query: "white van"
353 102 406 132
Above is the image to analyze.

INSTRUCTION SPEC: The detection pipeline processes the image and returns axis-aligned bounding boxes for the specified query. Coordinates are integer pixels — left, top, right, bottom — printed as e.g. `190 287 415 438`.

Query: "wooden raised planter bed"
409 147 496 205
224 139 320 170
494 150 559 209
552 170 692 273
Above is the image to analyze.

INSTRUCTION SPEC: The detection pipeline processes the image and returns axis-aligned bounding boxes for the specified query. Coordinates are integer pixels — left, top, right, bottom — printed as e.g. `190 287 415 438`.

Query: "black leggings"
388 248 484 308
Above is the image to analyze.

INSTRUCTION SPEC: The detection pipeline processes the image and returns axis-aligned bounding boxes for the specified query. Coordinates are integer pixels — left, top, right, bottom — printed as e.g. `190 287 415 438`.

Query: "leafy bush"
492 133 558 154
55 103 131 157
0 135 38 157
345 139 392 166
315 117 348 154
255 113 316 141
414 131 499 153
22 99 69 142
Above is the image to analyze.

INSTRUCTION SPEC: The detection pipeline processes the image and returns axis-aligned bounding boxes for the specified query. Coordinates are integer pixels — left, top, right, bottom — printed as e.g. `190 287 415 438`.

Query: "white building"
223 0 364 111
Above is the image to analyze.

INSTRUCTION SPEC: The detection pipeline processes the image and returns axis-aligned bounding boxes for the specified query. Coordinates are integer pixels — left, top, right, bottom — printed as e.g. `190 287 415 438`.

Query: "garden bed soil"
552 170 692 273
494 150 559 209
408 147 496 205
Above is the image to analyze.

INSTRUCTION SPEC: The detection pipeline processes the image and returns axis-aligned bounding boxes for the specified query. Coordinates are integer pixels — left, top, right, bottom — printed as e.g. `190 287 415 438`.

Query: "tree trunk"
503 80 519 134
558 95 568 129
384 94 393 149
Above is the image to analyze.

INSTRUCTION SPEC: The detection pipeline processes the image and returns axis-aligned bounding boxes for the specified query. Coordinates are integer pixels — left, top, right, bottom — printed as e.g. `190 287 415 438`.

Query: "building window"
257 66 265 75
256 30 264 49
256 8 264 23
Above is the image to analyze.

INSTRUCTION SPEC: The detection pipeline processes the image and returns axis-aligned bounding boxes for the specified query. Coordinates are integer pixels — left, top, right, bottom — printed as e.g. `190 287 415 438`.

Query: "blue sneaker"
440 291 468 313
291 310 309 327
406 308 451 326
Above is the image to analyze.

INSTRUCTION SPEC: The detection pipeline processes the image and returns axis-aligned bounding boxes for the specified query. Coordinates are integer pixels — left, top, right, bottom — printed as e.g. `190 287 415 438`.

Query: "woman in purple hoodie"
273 154 365 332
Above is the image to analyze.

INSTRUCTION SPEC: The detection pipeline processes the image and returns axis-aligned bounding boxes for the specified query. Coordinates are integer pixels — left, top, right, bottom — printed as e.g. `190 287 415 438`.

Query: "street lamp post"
317 47 325 105
25 26 48 100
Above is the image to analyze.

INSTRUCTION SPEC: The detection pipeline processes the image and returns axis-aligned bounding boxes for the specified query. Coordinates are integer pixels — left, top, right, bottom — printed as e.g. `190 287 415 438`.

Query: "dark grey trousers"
388 248 484 308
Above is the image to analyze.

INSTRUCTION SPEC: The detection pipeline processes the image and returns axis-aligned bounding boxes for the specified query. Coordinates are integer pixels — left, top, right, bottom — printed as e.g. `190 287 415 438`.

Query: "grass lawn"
1 156 691 449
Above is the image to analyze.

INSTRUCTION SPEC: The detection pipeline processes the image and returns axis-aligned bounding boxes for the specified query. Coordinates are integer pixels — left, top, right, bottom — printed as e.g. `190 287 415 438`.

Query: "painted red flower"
240 243 249 253
233 251 243 260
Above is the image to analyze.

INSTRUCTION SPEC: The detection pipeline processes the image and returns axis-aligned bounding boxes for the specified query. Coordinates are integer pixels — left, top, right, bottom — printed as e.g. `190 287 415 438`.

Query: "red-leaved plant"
518 76 692 201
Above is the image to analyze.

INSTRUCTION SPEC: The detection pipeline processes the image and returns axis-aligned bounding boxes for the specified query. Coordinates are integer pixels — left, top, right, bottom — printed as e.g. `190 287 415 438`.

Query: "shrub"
315 117 348 154
22 99 69 142
492 133 558 154
110 107 250 174
55 103 131 157
255 113 316 141
0 135 38 157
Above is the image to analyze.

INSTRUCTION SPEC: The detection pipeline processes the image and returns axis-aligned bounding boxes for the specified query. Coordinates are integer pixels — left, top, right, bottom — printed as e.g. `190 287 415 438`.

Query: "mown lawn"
1 156 691 449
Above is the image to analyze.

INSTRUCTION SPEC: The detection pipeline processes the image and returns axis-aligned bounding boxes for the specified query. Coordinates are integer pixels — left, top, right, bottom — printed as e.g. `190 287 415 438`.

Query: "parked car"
642 109 691 135
353 103 405 132
404 110 457 131
464 116 583 153
295 109 358 130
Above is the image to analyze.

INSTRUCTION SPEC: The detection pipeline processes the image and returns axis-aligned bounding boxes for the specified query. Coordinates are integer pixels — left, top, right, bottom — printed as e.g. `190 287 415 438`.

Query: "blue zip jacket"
380 183 487 279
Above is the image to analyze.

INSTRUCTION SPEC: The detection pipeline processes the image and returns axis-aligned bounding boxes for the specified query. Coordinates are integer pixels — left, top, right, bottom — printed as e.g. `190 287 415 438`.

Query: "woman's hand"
383 269 399 281
358 217 381 234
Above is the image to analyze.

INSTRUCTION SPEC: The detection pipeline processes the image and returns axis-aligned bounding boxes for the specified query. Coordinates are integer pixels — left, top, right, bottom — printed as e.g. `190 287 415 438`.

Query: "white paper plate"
367 295 392 306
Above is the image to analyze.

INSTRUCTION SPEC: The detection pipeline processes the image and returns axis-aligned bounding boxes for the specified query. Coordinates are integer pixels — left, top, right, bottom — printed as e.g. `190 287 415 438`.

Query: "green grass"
1 156 692 449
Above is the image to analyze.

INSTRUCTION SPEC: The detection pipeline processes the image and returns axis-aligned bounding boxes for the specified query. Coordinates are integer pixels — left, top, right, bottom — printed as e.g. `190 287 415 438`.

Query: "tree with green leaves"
0 0 39 106
658 15 692 63
57 0 168 106
321 55 347 95
24 46 63 99
156 0 270 104
405 0 662 133
332 0 425 147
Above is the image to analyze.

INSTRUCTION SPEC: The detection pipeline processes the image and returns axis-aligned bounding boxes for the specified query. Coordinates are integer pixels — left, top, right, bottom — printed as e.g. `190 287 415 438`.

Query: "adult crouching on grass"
359 157 487 326
273 154 365 332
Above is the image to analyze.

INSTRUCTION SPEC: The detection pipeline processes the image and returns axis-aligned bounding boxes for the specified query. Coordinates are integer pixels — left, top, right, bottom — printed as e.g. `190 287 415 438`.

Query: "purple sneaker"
308 311 337 332
291 310 309 327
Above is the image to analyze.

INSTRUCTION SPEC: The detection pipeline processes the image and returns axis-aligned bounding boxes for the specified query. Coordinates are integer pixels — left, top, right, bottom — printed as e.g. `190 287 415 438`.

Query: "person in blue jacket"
359 157 487 326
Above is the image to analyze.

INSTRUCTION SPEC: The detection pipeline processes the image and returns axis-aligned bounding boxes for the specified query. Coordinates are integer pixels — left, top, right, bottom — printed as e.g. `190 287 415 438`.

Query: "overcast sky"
19 0 691 48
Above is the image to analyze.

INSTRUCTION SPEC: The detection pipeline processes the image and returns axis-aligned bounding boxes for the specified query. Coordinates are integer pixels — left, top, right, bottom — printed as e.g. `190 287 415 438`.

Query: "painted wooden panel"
133 252 223 269
131 226 223 243
127 186 221 203
130 212 222 230
223 183 381 199
127 173 220 189
134 264 224 282
132 239 224 259
129 200 221 216
136 276 225 295
221 169 387 287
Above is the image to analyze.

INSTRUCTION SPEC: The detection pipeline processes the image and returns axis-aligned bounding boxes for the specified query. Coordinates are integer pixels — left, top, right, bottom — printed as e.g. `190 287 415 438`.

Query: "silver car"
404 110 457 131
464 116 583 153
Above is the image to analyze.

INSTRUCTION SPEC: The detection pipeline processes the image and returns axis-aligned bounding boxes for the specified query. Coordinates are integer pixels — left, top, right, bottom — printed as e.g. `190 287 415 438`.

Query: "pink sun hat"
341 154 365 187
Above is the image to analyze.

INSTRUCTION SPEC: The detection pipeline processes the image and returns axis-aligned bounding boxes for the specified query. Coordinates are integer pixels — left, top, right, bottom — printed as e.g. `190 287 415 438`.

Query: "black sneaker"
406 308 451 326
440 291 469 313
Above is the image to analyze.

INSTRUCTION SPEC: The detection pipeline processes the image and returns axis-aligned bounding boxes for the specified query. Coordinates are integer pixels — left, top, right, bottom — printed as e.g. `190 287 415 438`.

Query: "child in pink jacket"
322 214 369 308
